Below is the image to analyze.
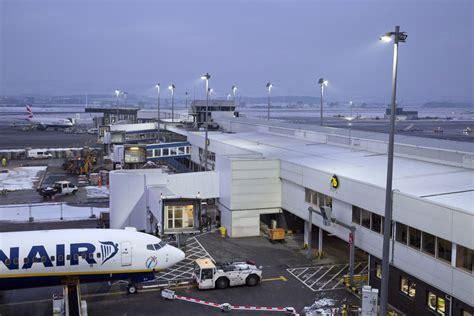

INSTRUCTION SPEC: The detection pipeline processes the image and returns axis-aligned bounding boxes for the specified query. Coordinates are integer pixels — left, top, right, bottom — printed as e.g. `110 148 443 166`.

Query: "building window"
163 148 169 156
456 245 473 273
146 149 154 158
462 310 473 316
375 263 382 279
437 238 452 263
305 188 332 207
361 209 371 229
164 204 194 230
352 206 361 225
371 213 383 234
409 227 421 250
422 232 436 257
427 291 446 315
400 276 416 298
396 222 408 245
305 188 311 203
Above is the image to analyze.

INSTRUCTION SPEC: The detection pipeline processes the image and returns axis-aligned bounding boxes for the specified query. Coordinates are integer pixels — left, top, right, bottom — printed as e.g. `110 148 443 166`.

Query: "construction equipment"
193 258 262 290
63 148 98 175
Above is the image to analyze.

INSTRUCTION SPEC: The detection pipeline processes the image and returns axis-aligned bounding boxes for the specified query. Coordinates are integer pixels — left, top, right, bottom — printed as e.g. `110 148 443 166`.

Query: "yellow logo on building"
330 175 339 189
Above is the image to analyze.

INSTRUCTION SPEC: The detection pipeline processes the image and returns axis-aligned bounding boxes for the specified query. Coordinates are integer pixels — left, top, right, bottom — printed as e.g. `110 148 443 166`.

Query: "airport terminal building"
110 116 473 315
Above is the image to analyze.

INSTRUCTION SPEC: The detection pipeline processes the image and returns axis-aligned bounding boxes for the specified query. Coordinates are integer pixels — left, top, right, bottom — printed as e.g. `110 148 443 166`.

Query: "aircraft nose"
171 247 185 265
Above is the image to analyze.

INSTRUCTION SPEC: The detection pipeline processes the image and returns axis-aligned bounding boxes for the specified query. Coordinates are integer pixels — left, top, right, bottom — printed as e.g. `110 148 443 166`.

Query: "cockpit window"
153 241 167 250
146 244 154 251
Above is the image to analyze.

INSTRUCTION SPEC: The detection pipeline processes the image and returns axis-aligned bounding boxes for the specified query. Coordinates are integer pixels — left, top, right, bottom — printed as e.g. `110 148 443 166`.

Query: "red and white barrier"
161 289 299 315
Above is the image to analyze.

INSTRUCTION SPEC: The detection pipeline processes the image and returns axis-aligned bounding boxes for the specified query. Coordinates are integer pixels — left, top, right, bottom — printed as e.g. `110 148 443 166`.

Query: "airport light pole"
155 84 161 141
232 85 237 107
266 82 273 120
379 25 407 316
201 72 211 171
114 90 121 123
227 93 231 101
169 84 175 123
318 78 328 126
185 92 189 110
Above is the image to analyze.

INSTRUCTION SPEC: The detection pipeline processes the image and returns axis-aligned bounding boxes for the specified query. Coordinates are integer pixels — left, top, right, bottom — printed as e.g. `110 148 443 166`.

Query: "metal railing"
0 202 108 222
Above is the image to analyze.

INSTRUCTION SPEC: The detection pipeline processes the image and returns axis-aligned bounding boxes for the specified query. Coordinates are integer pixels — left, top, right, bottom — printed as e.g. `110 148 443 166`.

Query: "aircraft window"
66 255 71 260
81 253 87 259
4 259 10 265
34 257 40 263
57 255 63 261
13 258 18 265
89 253 94 260
23 258 28 264
159 241 167 248
73 254 78 261
154 244 161 250
96 253 101 258
50 256 55 261
41 256 46 262
147 244 154 251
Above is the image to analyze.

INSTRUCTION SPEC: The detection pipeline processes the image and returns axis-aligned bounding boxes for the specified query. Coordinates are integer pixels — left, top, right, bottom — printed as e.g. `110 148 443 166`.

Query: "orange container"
269 228 285 241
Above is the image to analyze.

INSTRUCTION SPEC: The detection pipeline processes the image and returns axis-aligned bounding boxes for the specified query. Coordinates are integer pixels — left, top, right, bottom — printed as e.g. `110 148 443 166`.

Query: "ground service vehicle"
194 258 262 290
27 149 53 159
38 181 78 198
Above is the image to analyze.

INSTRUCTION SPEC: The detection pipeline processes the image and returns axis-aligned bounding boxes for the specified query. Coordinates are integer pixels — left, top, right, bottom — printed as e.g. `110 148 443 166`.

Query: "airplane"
0 227 185 293
26 105 75 130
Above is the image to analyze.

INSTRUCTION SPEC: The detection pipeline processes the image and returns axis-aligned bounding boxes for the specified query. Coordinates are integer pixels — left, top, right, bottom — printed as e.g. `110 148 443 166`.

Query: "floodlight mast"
379 25 407 316
201 73 211 171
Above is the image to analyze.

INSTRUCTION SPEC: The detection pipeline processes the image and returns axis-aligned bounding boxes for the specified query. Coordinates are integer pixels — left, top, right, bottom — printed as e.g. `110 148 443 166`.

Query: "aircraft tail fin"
26 105 33 121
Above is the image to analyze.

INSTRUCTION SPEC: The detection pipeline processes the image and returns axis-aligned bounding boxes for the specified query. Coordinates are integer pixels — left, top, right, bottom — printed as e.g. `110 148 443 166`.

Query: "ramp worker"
1 157 6 167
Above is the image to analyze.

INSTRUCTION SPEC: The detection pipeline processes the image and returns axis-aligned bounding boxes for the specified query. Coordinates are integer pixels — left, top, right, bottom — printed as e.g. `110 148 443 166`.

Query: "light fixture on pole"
168 84 175 123
231 85 237 107
266 82 273 120
227 93 231 101
200 73 211 171
379 25 407 316
318 78 328 126
155 84 161 141
185 92 189 110
114 90 121 123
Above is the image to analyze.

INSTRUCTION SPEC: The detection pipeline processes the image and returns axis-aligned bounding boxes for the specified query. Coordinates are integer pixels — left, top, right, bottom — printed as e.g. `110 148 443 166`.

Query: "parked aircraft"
0 228 185 293
26 105 75 129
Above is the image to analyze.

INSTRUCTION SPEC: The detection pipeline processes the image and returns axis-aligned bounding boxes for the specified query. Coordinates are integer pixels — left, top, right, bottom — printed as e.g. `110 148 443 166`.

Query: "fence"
0 202 108 222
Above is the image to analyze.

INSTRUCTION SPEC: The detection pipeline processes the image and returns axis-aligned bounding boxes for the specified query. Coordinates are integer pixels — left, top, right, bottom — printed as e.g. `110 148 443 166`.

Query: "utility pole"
201 73 211 171
318 78 328 126
155 84 160 142
379 25 407 316
266 82 272 120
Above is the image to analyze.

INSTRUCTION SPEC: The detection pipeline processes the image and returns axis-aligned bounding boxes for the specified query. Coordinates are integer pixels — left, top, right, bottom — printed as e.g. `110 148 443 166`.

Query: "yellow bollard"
218 226 226 237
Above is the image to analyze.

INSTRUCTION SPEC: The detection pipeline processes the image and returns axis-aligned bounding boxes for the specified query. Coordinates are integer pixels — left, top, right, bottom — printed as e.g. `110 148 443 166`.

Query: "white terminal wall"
280 162 473 306
216 156 281 237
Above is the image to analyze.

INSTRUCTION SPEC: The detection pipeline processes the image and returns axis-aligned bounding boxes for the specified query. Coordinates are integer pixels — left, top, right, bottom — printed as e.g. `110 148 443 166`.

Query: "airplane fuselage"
0 229 185 290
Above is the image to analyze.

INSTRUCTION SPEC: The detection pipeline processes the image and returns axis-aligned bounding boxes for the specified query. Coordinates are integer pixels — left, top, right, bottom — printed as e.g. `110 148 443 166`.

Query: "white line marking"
295 268 308 277
320 264 348 290
303 266 324 284
310 266 334 288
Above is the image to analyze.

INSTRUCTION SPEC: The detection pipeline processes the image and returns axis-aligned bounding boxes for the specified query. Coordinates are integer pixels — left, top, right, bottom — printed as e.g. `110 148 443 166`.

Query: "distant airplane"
0 228 185 293
26 105 75 130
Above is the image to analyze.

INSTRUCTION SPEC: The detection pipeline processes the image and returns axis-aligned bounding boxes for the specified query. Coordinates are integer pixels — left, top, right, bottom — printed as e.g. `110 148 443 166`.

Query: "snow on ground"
85 186 109 198
0 166 46 191
303 298 336 316
0 203 108 222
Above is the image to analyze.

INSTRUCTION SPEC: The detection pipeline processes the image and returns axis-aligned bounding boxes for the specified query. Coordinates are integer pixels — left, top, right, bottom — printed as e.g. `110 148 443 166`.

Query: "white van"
27 149 53 159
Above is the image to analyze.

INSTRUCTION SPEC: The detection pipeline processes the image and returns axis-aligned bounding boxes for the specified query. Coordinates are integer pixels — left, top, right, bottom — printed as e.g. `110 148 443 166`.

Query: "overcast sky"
0 0 472 103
